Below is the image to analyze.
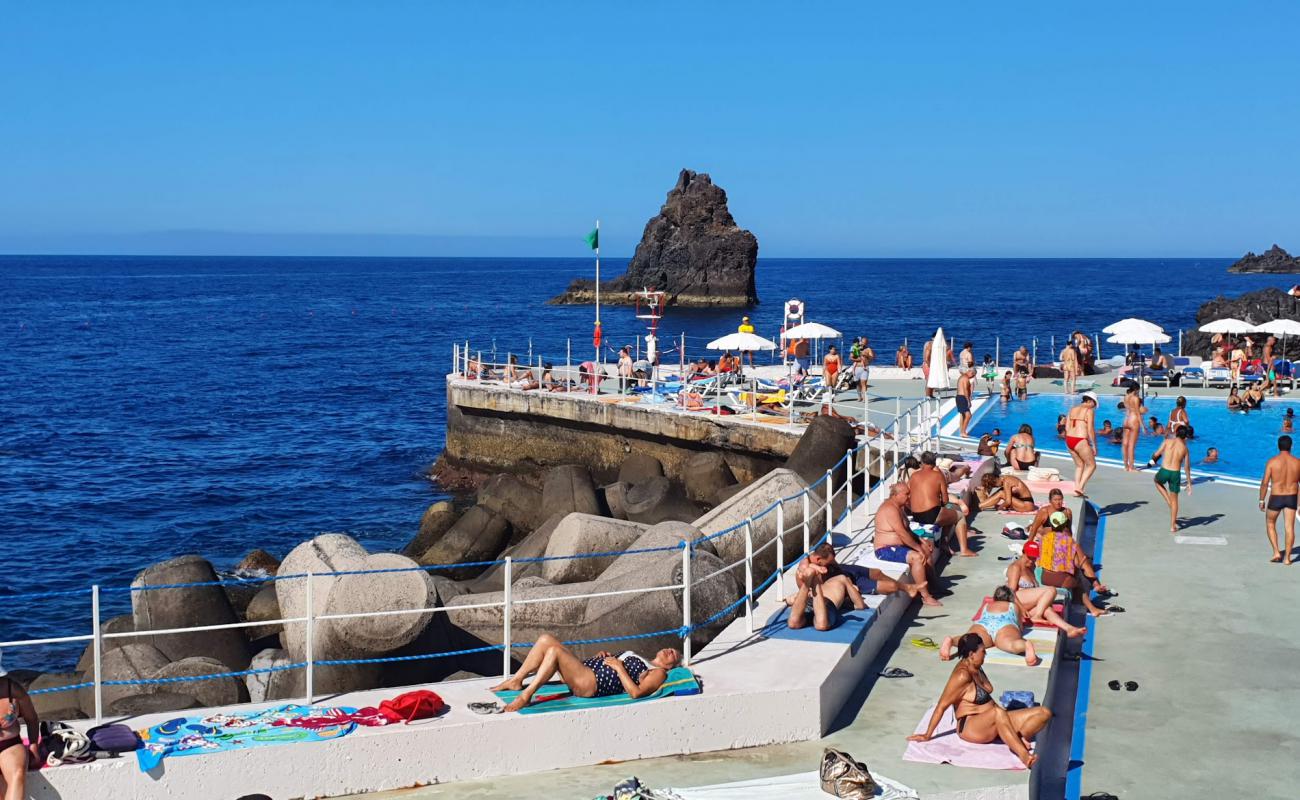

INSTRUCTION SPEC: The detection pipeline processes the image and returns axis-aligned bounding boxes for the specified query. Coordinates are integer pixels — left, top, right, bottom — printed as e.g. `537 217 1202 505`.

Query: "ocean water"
0 255 1281 667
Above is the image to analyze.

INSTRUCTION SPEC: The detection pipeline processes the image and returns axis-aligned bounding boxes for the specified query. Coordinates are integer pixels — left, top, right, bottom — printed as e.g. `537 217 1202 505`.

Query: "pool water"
968 392 1292 480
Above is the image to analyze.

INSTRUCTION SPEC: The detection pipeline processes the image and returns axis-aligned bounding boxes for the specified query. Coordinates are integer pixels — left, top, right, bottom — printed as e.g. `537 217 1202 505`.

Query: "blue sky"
1 1 1297 257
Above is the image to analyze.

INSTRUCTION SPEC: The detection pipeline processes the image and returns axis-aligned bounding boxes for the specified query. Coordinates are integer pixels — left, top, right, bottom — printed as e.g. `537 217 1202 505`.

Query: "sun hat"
1023 540 1041 559
1081 391 1098 405
1049 511 1070 529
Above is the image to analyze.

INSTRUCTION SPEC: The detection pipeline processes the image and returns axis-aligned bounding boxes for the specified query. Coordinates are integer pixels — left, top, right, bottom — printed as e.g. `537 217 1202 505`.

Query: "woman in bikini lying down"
939 585 1042 667
491 634 680 712
908 631 1052 768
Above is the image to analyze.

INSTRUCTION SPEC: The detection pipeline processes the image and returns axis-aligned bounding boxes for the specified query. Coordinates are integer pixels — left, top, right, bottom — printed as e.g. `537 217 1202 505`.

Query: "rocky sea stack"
551 169 759 307
1227 244 1300 273
1181 287 1300 357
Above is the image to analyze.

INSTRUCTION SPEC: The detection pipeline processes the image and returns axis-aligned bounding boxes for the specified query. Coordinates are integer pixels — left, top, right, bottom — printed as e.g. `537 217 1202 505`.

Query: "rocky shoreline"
22 416 859 722
1227 244 1300 273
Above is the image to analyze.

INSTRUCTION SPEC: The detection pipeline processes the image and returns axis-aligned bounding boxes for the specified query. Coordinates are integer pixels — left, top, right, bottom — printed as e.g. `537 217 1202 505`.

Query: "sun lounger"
1180 366 1206 387
1206 367 1231 388
1143 369 1174 388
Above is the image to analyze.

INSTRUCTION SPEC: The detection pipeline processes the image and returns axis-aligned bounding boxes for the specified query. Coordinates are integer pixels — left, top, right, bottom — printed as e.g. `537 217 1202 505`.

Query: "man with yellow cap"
737 316 755 366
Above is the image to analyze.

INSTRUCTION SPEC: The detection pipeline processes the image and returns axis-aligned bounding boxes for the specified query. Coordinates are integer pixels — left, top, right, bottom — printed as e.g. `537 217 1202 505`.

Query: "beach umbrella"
927 328 950 390
1257 319 1300 337
1105 330 1171 345
780 322 841 340
1198 318 1257 335
1102 318 1163 336
706 332 777 351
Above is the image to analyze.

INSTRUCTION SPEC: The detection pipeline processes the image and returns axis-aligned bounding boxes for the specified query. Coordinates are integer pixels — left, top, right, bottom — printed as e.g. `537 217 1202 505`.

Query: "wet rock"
131 555 250 671
402 500 459 559
418 506 511 580
236 549 281 575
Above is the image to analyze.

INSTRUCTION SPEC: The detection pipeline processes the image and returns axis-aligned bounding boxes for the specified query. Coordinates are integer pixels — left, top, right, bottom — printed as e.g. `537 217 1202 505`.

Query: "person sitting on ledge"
1026 488 1072 541
875 483 944 606
1005 540 1086 637
1036 511 1111 617
0 669 41 799
491 635 680 712
1005 424 1039 470
907 451 976 557
785 543 915 630
909 633 1053 768
939 585 1041 667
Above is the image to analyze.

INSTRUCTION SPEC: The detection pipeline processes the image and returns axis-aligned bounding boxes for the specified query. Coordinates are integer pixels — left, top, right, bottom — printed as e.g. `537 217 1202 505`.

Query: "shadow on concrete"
1097 500 1148 516
1179 513 1225 529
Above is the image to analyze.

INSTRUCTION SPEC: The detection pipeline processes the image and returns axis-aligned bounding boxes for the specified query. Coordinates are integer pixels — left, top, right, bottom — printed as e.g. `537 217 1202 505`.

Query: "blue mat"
760 605 877 652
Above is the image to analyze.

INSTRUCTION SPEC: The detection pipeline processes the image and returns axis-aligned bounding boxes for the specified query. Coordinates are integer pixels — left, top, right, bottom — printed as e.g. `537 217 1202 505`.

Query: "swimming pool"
967 392 1290 481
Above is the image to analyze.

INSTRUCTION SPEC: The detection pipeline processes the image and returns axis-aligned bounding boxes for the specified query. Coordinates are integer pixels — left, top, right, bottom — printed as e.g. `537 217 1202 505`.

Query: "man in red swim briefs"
1064 392 1098 497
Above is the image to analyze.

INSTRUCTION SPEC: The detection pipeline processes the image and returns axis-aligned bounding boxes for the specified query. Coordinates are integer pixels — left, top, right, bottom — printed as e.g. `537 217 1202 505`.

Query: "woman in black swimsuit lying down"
491 633 680 712
907 633 1052 768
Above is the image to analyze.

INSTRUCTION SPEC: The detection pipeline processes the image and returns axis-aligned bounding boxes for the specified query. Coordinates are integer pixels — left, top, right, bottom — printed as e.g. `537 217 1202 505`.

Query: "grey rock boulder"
784 415 857 486
618 453 665 486
246 648 298 703
78 643 171 716
623 476 702 525
541 465 602 518
75 613 134 672
478 474 542 536
244 584 283 641
694 468 812 582
152 656 249 708
29 672 87 718
403 500 459 559
110 692 201 716
602 482 632 520
131 555 250 671
465 513 566 593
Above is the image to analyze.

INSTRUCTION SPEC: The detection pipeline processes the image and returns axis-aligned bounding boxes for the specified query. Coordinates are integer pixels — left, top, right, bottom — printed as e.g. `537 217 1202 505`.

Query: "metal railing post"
845 447 855 530
743 519 755 634
305 572 315 705
824 468 833 536
776 504 786 596
91 585 103 723
802 490 811 554
502 556 514 677
681 542 693 666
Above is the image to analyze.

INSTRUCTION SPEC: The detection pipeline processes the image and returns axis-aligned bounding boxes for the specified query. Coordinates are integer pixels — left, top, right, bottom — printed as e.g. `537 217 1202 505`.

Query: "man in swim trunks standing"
873 484 942 606
956 368 974 437
1146 426 1192 533
854 336 875 402
1064 393 1098 497
1259 435 1300 564
907 451 976 557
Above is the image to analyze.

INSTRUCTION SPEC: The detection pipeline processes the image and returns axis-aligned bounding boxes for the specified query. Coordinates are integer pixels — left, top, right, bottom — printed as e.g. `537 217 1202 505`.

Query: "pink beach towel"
902 705 1028 771
1025 479 1076 496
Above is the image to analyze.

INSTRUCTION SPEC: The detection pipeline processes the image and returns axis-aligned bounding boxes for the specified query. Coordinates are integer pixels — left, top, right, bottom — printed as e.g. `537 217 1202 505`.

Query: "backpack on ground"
87 722 142 756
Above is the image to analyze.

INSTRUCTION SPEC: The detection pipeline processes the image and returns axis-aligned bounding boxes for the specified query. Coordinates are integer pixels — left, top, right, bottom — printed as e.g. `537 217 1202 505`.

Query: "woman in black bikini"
491 633 679 712
907 633 1052 768
0 671 41 798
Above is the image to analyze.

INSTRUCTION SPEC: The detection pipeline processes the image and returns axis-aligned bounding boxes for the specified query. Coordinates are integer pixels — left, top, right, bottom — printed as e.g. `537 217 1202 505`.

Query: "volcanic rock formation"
1181 287 1300 357
1227 244 1300 273
551 169 758 307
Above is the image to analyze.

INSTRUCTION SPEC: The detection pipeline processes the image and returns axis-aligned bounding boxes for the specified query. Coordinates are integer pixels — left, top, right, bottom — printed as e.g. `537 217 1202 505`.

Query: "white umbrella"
1106 330 1171 345
1256 319 1300 337
1103 318 1163 336
706 332 778 351
780 322 841 340
1198 318 1257 334
927 328 950 390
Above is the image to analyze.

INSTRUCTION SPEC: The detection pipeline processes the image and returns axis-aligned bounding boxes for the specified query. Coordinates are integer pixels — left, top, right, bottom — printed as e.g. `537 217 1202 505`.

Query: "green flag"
584 227 599 251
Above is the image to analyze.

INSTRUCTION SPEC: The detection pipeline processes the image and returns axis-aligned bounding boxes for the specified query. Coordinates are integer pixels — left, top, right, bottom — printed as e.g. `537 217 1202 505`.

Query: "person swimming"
1285 408 1295 434
1201 447 1220 465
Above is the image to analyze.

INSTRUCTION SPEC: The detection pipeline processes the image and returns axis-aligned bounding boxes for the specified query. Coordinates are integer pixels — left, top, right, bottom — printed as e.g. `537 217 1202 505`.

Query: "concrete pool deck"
366 377 1290 800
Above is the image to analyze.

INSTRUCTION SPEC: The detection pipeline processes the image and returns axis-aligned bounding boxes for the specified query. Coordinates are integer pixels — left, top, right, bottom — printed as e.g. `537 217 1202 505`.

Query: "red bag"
378 690 445 724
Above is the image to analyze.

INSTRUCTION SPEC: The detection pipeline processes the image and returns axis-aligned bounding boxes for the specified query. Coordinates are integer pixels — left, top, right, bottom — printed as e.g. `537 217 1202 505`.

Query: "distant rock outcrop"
1228 244 1300 273
551 169 758 307
1181 287 1300 356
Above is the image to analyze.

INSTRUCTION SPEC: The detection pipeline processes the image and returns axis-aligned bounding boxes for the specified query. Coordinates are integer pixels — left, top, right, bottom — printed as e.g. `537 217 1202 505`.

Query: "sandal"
879 667 914 678
1084 793 1119 800
1107 680 1121 691
911 637 939 650
468 701 503 715
1124 681 1139 692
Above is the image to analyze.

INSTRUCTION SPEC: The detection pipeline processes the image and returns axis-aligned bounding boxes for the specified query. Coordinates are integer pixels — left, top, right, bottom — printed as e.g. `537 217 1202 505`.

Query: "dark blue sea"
1 255 1279 669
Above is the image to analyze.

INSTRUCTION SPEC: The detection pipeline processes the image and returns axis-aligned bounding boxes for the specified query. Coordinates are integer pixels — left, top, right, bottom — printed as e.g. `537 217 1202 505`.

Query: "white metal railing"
9 393 941 723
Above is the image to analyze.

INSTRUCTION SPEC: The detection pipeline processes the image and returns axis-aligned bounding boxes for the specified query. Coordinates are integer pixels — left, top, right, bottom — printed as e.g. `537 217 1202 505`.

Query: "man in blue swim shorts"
873 483 943 606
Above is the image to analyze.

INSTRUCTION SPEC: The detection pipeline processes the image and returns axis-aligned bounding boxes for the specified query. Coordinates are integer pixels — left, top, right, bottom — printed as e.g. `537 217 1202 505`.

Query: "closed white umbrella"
706 332 778 351
1103 318 1163 335
1198 318 1257 335
780 322 841 339
927 328 950 390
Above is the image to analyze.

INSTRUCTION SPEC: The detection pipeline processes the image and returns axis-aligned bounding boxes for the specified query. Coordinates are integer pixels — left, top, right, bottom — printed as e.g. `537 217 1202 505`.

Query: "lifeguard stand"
635 288 667 380
782 298 805 367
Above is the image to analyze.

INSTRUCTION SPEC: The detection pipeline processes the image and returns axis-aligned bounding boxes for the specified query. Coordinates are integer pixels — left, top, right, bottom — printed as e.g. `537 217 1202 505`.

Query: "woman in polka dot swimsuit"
492 633 681 712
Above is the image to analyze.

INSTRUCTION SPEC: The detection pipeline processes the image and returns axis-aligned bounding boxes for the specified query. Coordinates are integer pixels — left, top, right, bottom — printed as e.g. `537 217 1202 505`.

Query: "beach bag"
1000 690 1035 710
378 690 445 724
42 721 94 766
819 747 878 799
87 722 142 756
1028 466 1061 482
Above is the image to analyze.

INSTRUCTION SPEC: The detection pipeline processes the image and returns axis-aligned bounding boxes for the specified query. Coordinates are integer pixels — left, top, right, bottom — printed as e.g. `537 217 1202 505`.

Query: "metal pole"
776 504 786 595
996 336 1000 367
1179 329 1183 357
304 572 315 705
681 542 693 666
824 468 833 536
845 447 854 530
744 519 755 634
502 556 513 677
91 585 103 723
453 342 458 376
802 491 811 555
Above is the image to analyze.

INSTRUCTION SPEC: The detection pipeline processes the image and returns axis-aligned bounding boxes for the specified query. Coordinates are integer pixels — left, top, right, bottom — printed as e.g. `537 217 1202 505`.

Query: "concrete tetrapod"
623 476 703 525
445 521 739 659
682 451 737 504
465 513 566 593
277 534 438 696
478 473 542 536
403 500 460 559
693 468 813 582
541 464 603 519
131 555 251 671
541 514 648 584
417 506 512 580
618 452 665 485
